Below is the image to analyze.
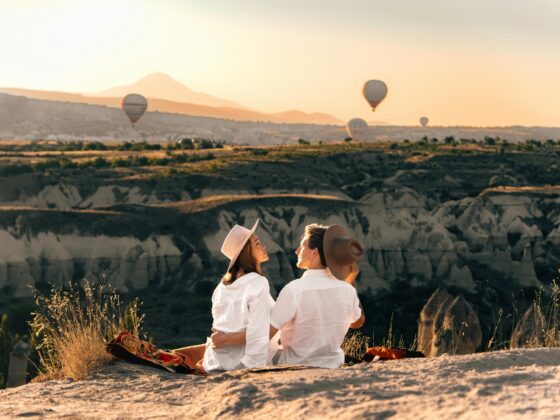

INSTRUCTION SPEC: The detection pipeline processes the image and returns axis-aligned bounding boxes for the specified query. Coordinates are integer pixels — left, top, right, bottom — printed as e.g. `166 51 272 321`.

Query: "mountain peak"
136 72 180 84
93 72 246 109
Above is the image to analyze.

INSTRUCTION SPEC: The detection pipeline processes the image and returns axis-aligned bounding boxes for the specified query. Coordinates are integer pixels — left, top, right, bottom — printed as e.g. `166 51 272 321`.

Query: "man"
211 223 365 369
268 223 365 368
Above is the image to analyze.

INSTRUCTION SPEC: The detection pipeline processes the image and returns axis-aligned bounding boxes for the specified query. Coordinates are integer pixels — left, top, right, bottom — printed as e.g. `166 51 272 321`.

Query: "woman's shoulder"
242 272 270 292
248 272 269 284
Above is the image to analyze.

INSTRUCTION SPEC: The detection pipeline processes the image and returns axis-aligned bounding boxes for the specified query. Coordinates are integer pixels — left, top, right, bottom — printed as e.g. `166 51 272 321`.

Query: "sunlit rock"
418 288 452 356
431 295 482 357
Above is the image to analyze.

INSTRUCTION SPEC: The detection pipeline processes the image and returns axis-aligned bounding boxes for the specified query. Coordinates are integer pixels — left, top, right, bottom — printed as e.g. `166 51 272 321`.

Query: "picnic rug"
362 346 425 362
107 331 197 374
108 332 426 373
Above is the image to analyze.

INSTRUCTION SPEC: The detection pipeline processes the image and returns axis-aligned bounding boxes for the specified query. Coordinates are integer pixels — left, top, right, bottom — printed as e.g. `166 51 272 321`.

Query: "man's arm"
210 329 245 348
350 305 365 329
210 325 279 349
211 283 294 349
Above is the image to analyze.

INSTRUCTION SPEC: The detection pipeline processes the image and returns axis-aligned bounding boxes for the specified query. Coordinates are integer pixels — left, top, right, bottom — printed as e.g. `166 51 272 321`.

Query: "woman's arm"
350 307 366 329
346 263 366 329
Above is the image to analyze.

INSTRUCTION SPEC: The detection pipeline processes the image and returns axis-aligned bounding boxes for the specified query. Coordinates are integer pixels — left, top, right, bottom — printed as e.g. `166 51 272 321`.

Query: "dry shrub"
377 313 411 350
525 280 560 348
486 308 510 351
342 331 370 361
29 281 144 381
343 314 418 362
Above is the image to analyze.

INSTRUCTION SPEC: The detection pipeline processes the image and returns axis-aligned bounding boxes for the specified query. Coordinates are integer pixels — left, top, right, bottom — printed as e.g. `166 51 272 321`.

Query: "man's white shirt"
270 269 362 369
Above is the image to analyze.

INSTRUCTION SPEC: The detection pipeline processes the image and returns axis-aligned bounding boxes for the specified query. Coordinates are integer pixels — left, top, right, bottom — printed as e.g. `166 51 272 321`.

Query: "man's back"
271 269 362 368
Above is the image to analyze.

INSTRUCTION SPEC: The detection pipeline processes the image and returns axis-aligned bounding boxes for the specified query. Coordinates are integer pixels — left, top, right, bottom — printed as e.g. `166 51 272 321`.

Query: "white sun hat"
221 219 260 272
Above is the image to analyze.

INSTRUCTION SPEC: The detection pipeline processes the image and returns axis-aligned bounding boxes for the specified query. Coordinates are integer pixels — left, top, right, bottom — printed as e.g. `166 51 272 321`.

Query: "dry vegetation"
23 278 560 383
525 281 560 348
1 137 558 182
29 282 144 381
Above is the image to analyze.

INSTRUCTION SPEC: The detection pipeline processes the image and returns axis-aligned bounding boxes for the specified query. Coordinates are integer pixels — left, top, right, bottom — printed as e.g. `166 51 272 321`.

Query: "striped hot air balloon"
121 94 148 126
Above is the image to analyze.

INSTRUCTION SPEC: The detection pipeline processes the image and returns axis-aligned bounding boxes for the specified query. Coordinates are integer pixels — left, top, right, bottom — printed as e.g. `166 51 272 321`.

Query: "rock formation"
0 232 182 296
431 295 482 356
1 158 560 308
418 289 482 357
1 184 559 298
418 288 452 356
6 339 31 388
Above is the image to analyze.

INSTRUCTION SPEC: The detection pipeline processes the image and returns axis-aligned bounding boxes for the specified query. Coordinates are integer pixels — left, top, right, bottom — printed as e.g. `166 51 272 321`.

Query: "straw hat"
221 219 259 272
323 224 364 280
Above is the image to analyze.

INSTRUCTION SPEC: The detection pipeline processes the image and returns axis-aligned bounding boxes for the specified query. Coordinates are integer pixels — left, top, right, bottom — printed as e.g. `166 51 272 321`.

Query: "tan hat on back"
221 219 259 272
323 224 364 280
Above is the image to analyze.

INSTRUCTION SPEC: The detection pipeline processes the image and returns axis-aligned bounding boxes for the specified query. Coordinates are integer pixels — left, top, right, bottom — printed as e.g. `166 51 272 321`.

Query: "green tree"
178 138 194 149
444 136 455 145
194 139 214 150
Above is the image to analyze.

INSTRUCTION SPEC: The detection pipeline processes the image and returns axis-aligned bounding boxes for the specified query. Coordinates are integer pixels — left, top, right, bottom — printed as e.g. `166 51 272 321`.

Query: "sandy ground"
1 348 559 419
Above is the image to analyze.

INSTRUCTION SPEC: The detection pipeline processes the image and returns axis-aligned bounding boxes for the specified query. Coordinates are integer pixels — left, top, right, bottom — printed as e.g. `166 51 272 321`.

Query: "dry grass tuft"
525 280 560 348
342 331 371 361
29 281 144 382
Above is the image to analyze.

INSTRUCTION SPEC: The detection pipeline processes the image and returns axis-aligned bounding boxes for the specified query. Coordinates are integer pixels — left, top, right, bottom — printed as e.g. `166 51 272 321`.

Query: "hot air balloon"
362 80 388 111
346 118 368 141
121 94 148 126
420 117 429 127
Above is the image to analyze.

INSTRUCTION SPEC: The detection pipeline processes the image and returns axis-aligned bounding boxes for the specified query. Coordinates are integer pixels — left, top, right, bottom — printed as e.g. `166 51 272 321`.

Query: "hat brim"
324 224 361 281
226 219 259 273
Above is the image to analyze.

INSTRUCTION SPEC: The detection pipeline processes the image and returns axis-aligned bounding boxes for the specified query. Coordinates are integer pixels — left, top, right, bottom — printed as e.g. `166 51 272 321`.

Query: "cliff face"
0 231 182 296
2 146 560 345
1 181 558 300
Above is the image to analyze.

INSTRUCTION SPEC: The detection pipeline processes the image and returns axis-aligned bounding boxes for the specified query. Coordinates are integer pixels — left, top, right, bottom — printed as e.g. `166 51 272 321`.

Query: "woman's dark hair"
222 237 260 285
305 224 328 267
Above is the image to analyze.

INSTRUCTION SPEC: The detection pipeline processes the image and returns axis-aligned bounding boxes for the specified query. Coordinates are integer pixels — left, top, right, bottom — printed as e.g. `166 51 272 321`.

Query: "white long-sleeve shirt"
202 272 274 373
270 269 362 369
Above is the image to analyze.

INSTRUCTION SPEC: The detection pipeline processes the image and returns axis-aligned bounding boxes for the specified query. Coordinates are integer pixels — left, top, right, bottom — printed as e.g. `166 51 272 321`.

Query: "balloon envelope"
346 118 368 140
362 80 388 111
121 94 148 125
420 117 429 127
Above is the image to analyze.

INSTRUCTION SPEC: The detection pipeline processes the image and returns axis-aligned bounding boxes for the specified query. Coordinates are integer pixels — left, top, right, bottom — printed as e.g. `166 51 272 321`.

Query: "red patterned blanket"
107 331 198 374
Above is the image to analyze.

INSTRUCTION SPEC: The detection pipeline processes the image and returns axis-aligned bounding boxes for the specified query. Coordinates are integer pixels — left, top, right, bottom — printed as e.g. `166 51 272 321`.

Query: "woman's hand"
345 263 360 285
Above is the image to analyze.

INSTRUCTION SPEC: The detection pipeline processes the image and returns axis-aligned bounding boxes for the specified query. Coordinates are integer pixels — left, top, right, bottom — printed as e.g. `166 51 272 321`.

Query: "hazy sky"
1 0 559 126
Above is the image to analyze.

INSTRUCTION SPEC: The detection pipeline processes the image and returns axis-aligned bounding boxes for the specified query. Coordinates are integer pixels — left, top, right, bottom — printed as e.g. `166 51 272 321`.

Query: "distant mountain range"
0 73 343 125
92 72 247 109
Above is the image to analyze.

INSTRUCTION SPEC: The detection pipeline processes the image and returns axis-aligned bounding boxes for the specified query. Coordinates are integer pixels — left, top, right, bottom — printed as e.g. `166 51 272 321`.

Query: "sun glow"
1 0 560 126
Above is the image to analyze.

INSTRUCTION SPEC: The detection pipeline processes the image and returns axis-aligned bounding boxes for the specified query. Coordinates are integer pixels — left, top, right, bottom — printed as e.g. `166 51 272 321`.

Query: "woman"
173 219 273 373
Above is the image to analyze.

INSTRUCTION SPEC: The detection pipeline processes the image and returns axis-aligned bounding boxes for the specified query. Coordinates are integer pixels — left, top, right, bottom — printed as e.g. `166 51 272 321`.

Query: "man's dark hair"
305 224 328 267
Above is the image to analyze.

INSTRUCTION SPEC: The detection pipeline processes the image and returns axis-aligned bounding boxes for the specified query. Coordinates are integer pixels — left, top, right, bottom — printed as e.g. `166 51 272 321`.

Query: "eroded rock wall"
1 183 559 300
